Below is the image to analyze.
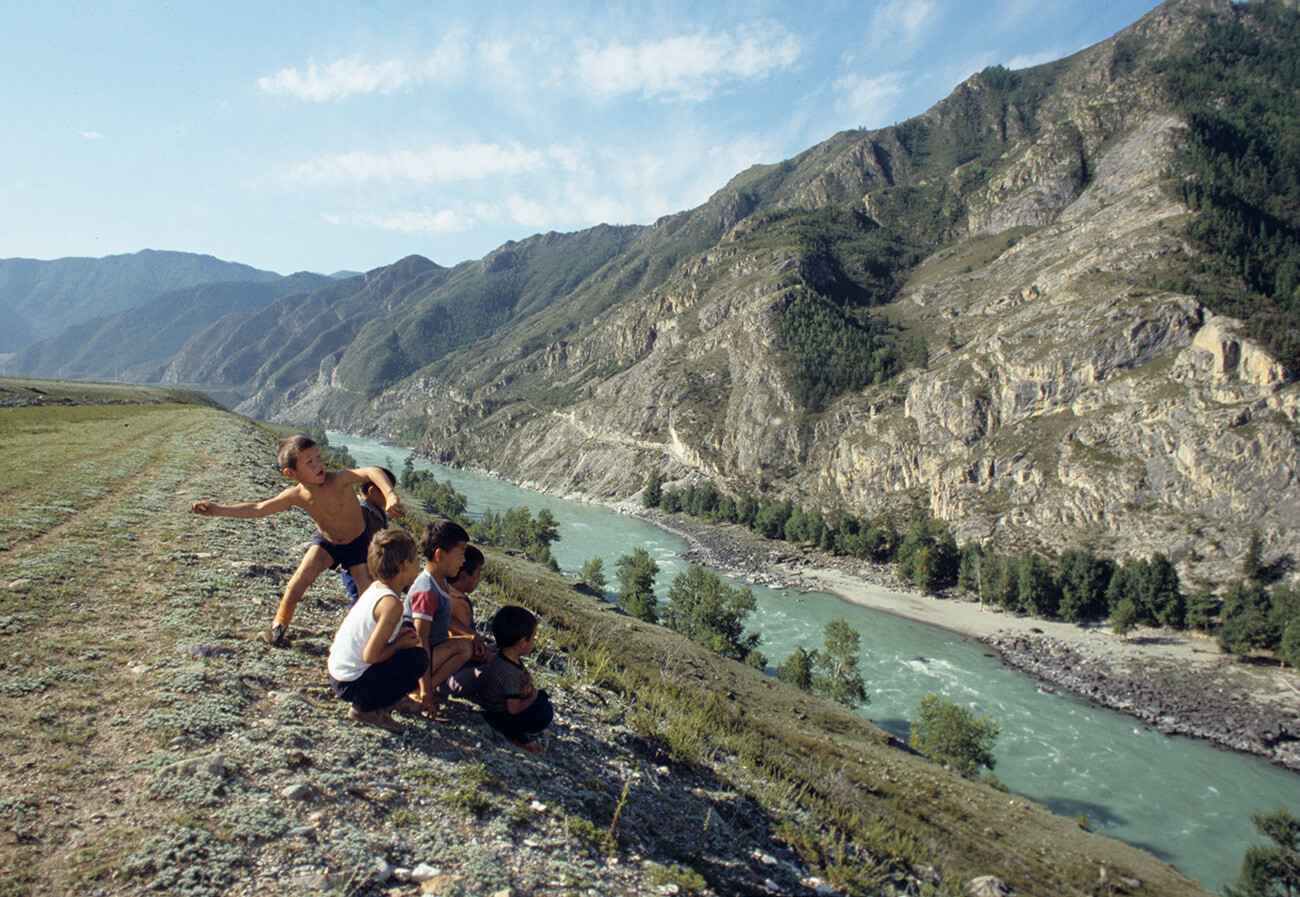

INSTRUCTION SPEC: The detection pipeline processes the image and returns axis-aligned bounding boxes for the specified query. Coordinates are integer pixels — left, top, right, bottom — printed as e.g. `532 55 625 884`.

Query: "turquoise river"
333 431 1300 892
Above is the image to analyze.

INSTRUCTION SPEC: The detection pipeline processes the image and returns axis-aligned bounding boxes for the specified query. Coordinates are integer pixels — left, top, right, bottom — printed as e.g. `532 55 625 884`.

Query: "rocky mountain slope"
118 0 1300 585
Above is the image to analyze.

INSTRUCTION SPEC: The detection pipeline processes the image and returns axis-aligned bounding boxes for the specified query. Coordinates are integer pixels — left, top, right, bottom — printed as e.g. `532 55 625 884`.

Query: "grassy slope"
0 385 1205 896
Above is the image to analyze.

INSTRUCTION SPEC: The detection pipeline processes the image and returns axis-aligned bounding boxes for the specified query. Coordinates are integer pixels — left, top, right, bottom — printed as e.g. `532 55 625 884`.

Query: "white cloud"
834 72 907 129
286 142 556 186
328 208 478 234
867 0 937 52
80 131 103 139
258 36 466 101
575 23 802 101
1005 49 1064 70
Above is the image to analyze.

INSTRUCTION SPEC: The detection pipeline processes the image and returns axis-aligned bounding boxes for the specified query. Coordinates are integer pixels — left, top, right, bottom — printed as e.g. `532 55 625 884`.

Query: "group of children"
190 434 554 752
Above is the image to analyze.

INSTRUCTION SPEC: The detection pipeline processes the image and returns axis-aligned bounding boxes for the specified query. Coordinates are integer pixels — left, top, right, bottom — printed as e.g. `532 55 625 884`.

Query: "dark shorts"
312 530 371 570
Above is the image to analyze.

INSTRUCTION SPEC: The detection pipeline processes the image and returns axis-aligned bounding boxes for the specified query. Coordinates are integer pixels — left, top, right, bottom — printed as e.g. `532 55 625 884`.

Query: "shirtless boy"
190 435 404 646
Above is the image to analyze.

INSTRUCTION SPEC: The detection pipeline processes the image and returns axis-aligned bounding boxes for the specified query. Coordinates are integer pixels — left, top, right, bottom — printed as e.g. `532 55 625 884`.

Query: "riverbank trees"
641 472 1300 667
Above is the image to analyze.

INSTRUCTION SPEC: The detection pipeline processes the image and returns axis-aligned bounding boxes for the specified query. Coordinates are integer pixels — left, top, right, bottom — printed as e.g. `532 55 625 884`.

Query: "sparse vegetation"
0 386 1211 896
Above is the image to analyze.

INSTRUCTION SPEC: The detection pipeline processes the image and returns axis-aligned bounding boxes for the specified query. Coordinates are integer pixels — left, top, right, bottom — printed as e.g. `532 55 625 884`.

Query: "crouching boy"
327 529 427 734
477 605 554 754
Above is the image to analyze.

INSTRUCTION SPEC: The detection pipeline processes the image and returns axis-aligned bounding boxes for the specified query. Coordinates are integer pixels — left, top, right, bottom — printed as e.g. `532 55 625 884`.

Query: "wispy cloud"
1005 49 1064 70
574 23 802 101
258 37 466 101
867 0 937 53
286 142 560 186
325 208 484 234
80 131 103 139
834 72 907 129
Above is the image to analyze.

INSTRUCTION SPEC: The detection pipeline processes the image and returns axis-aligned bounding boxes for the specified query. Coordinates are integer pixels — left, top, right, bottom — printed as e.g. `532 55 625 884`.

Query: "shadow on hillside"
873 716 914 743
1037 795 1127 830
389 691 818 896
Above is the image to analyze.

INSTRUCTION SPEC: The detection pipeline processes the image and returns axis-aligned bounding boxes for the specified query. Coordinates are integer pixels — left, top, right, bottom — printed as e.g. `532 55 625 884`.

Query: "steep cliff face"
463 105 1298 586
204 0 1300 584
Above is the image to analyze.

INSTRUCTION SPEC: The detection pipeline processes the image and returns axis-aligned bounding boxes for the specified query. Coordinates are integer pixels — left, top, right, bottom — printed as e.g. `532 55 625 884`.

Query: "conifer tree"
616 548 659 624
580 557 607 593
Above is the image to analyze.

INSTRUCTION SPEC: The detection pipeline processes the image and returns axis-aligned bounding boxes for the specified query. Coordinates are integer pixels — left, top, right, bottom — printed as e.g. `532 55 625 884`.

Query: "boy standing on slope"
190 434 404 646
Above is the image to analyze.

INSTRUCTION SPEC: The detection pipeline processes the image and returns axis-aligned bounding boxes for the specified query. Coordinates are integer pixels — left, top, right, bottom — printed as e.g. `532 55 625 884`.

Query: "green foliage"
641 469 663 509
978 64 1018 92
663 565 763 664
812 619 868 708
776 646 814 691
1185 585 1220 632
1157 3 1300 371
1244 530 1267 583
615 548 659 623
909 694 999 779
1281 618 1300 670
1017 551 1061 618
1219 579 1276 656
645 862 708 895
750 206 929 411
1104 554 1184 629
400 456 470 524
779 289 902 411
895 512 959 593
1110 597 1139 637
1226 809 1300 897
579 556 607 593
1056 549 1115 622
473 506 561 571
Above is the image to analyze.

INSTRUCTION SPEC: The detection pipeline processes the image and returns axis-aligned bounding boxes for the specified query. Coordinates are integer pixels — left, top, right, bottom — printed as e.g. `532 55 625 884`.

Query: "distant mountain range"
7 0 1300 585
0 249 287 351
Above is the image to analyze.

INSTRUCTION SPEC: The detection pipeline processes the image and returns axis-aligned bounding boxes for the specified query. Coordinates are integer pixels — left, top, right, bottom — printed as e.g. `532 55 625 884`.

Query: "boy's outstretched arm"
190 487 299 519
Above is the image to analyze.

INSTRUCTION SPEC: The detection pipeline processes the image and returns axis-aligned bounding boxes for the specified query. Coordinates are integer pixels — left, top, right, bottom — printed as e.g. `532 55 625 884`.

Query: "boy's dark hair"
277 434 317 471
368 528 417 581
360 467 396 496
453 545 485 582
491 605 537 649
420 517 470 560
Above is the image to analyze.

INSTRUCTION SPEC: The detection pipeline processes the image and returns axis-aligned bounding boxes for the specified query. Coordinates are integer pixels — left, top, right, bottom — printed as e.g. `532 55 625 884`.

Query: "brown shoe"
348 706 405 734
392 696 423 716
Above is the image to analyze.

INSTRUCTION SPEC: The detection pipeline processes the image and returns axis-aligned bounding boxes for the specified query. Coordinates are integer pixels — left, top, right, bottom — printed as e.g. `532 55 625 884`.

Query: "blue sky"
2 0 1165 276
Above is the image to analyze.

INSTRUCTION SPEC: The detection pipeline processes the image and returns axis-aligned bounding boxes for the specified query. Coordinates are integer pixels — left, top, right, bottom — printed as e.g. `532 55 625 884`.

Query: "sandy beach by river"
799 563 1227 669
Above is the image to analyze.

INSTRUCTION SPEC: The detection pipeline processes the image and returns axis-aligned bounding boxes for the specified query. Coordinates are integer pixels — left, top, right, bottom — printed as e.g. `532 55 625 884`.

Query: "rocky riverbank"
986 632 1300 772
625 506 1300 774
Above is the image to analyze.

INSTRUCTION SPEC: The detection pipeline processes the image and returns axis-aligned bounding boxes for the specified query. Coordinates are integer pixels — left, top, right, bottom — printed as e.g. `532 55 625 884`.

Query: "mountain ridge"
22 0 1300 589
0 248 285 350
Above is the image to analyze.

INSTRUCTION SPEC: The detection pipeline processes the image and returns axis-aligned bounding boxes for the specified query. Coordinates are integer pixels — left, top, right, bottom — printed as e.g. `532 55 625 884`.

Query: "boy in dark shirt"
477 605 553 754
